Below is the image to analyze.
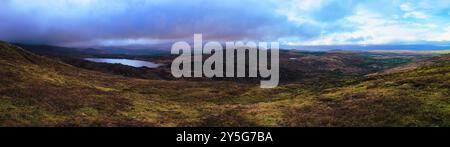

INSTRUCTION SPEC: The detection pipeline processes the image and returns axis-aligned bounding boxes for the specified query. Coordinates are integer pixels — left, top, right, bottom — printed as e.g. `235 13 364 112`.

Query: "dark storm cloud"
0 0 320 46
1 0 448 46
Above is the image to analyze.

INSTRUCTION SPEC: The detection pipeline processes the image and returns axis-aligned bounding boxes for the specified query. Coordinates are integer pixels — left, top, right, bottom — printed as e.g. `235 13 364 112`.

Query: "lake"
84 58 161 68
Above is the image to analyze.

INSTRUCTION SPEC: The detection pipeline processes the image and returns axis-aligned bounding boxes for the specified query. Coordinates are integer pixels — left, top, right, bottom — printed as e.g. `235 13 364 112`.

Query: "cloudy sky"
0 0 449 48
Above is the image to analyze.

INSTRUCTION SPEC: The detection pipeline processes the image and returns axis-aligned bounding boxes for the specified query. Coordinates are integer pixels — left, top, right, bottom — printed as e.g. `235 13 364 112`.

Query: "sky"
0 0 449 48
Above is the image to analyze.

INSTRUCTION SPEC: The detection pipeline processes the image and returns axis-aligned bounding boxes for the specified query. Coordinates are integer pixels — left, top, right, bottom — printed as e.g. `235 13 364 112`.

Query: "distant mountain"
13 43 105 56
288 44 450 51
14 43 171 57
96 47 170 55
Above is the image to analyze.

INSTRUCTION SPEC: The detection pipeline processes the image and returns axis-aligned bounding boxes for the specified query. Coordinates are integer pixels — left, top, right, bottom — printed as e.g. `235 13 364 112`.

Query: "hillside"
16 44 418 85
0 41 284 126
290 54 449 126
0 41 449 127
241 54 450 127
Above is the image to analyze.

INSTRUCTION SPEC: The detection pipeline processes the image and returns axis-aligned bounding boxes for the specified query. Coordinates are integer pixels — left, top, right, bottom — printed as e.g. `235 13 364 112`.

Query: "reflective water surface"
84 58 161 68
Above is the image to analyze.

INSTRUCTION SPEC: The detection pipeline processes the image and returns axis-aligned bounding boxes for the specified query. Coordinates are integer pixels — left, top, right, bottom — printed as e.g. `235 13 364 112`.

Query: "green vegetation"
0 41 449 127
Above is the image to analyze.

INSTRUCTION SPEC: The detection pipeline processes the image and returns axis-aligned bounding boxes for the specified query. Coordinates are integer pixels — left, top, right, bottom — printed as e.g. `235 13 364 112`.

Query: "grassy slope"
0 42 297 126
0 42 449 127
242 55 450 127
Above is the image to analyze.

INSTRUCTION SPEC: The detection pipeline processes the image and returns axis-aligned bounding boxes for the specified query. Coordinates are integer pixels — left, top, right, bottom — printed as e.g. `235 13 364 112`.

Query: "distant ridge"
289 44 450 51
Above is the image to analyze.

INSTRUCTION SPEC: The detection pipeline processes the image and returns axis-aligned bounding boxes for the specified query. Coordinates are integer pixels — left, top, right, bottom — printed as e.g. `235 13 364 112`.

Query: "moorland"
0 41 449 127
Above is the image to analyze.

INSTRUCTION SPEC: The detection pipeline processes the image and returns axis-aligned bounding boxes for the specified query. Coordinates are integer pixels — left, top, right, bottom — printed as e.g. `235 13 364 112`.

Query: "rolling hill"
0 41 449 127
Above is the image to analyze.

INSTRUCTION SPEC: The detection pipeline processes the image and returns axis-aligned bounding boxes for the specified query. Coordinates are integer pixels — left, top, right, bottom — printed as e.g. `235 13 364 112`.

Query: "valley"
0 41 449 127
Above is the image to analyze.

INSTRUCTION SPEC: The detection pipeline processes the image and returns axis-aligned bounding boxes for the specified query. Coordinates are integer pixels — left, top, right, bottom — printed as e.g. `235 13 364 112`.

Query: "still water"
84 58 161 68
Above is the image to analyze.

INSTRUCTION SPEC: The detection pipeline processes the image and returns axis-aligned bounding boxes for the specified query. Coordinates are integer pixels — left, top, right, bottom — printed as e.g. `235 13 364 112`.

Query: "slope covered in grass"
240 54 450 127
0 41 294 126
1 41 449 127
